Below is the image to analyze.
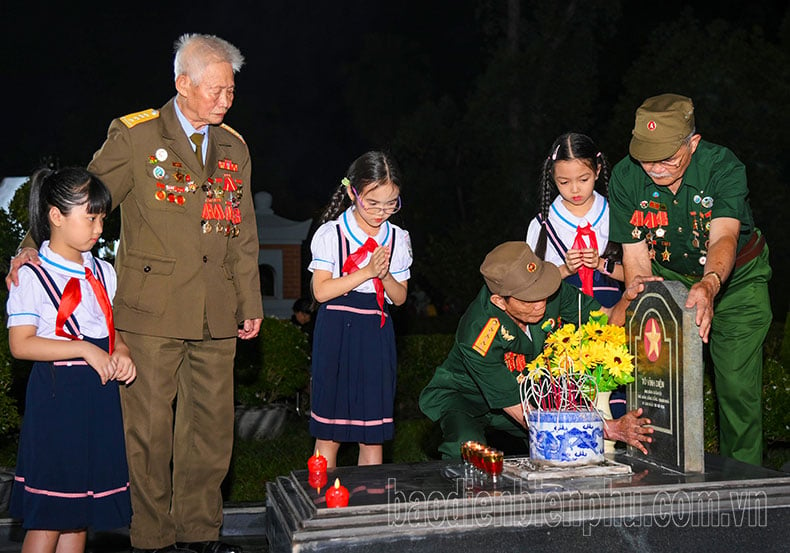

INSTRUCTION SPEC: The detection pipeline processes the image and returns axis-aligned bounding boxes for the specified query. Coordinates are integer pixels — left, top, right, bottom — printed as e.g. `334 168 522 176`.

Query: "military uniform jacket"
87 98 263 340
608 139 768 282
419 284 599 420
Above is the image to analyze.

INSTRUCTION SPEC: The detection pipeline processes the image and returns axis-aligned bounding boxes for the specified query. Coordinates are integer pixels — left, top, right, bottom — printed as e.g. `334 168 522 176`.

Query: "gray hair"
173 33 245 84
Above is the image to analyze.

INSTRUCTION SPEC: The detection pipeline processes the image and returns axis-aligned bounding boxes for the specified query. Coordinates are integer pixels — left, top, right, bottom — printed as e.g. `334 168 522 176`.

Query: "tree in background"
340 1 790 318
603 9 790 315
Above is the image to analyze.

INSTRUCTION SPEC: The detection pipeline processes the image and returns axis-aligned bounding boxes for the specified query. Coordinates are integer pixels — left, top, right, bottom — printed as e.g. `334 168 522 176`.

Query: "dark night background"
2 0 789 322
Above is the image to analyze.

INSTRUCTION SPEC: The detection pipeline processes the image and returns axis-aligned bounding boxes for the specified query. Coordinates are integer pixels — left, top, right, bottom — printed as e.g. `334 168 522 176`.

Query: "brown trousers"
119 329 236 549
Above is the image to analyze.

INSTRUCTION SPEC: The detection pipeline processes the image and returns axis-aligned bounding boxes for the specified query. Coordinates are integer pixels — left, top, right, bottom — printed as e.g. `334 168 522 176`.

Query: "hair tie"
550 144 561 161
341 177 351 188
596 151 602 158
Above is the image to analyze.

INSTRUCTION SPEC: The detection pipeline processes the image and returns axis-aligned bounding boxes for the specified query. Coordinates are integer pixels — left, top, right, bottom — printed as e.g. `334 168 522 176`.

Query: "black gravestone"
626 280 704 473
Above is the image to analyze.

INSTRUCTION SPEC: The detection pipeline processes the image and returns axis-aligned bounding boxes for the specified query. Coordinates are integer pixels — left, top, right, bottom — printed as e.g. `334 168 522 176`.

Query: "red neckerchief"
56 267 115 354
572 223 599 297
342 237 385 327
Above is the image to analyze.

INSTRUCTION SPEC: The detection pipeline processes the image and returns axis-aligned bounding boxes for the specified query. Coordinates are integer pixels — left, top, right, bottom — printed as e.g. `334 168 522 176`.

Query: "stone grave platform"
266 453 790 552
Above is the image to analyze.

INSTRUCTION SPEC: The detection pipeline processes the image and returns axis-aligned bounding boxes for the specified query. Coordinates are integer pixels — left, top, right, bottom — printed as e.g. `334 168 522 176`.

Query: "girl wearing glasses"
307 151 412 468
526 132 625 308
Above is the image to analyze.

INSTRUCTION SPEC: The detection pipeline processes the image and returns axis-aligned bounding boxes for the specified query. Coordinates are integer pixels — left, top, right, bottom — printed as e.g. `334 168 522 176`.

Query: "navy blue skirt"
309 291 397 444
564 271 623 308
10 336 132 531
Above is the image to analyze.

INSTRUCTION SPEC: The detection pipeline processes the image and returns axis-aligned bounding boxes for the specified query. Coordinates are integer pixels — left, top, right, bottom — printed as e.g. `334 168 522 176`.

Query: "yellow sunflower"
581 320 606 342
602 348 634 381
580 341 609 369
594 324 625 347
544 323 578 354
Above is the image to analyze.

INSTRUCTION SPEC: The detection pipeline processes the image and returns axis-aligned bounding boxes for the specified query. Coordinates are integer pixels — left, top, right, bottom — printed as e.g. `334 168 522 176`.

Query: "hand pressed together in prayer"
564 247 599 273
366 245 391 280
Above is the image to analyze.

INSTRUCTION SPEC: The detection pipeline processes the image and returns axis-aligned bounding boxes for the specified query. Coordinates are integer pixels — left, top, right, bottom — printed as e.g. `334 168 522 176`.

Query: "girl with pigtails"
308 151 412 468
526 132 625 308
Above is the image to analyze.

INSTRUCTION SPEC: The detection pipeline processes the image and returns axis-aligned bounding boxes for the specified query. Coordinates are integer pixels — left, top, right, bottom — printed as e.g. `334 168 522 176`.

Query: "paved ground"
0 529 270 552
0 504 270 552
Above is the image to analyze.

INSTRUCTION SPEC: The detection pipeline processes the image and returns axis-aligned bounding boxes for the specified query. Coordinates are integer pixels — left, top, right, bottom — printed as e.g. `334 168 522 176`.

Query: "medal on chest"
148 150 245 237
690 190 713 265
200 168 244 237
630 199 669 260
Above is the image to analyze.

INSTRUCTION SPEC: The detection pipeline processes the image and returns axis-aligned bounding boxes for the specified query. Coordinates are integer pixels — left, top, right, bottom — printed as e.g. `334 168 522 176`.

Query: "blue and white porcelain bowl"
528 410 604 466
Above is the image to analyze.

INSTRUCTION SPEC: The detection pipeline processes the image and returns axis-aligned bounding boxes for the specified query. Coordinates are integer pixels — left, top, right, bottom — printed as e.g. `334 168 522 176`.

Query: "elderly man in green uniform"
8 34 262 552
608 93 771 466
419 241 655 459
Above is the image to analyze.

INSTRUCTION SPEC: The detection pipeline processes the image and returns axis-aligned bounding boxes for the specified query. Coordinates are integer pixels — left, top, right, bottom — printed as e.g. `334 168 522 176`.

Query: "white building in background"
254 191 313 319
0 177 26 211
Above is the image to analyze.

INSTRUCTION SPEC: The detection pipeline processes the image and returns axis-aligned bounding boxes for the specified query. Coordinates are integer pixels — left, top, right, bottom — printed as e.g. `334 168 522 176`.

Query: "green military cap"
629 93 695 162
480 242 561 301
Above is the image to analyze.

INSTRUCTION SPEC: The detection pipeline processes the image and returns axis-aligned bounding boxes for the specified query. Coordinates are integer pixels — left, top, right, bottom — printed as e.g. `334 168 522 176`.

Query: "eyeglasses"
642 143 690 169
352 186 402 215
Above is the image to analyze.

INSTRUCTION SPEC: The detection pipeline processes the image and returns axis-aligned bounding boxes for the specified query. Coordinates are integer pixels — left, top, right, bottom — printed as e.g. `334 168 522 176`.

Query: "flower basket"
517 310 635 465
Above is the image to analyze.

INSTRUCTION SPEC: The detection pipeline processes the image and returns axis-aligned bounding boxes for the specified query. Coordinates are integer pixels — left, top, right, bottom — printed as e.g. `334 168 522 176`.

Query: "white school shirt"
6 242 117 340
526 191 611 267
309 207 412 303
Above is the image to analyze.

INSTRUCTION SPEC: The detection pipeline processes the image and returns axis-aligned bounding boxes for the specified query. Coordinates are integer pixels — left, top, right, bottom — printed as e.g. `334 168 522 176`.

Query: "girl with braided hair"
526 132 624 308
308 151 412 468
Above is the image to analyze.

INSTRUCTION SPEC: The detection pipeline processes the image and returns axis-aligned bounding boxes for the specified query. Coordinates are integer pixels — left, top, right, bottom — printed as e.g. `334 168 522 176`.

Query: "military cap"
480 242 561 301
629 93 695 162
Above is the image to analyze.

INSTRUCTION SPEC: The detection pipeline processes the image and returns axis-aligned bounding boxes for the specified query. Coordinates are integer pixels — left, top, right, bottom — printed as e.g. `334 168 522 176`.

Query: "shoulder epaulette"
472 317 501 357
120 108 159 128
220 123 246 144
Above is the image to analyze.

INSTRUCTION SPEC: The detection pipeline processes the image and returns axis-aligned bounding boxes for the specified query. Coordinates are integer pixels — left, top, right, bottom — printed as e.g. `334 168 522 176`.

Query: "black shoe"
176 541 243 553
131 546 193 553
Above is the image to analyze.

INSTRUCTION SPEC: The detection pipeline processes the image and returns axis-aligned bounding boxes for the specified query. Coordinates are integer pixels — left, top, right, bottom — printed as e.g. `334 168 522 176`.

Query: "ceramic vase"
594 390 616 454
528 410 604 466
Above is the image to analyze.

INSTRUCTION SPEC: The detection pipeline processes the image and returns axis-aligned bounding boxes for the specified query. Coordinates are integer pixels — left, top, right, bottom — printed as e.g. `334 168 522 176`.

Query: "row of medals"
150 151 241 237
633 199 712 265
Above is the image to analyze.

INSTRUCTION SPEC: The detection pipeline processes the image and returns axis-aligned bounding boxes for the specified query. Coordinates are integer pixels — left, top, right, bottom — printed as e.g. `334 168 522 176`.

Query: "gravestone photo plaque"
626 280 704 473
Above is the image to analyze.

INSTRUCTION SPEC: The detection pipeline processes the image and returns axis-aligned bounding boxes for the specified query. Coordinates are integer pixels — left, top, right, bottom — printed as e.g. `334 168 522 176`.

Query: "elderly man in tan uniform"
10 34 263 553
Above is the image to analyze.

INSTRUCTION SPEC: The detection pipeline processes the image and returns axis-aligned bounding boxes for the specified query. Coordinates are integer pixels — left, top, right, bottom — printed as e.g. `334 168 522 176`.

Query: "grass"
223 414 443 502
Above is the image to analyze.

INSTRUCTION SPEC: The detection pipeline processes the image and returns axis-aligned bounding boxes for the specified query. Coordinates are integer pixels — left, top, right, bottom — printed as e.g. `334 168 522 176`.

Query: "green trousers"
438 407 528 459
710 248 772 466
654 245 771 465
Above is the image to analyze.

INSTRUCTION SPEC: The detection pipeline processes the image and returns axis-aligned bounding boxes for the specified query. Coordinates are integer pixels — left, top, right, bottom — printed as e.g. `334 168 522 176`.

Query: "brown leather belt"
734 231 766 269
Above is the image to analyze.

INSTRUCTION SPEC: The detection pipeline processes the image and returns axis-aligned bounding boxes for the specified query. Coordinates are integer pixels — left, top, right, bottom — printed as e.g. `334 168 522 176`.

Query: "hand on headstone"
685 281 715 343
622 274 663 302
603 407 653 454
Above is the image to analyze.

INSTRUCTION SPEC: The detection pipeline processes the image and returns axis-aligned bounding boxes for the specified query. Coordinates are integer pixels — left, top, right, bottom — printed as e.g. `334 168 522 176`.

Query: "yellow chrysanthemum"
597 324 626 347
524 312 636 406
544 324 578 353
581 341 609 368
581 320 606 342
602 348 634 380
526 355 547 381
578 343 597 370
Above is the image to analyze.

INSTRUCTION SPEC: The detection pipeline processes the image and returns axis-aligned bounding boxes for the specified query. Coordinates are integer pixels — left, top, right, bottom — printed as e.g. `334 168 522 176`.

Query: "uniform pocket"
116 249 176 315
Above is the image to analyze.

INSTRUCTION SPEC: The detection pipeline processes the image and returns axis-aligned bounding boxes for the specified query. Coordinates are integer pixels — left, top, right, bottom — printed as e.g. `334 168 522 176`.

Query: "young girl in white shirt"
7 167 135 553
526 132 624 307
308 151 412 468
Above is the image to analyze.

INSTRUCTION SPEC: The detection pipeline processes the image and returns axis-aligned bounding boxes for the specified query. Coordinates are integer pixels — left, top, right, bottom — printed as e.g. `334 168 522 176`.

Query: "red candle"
309 470 328 492
325 478 349 508
308 450 327 473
